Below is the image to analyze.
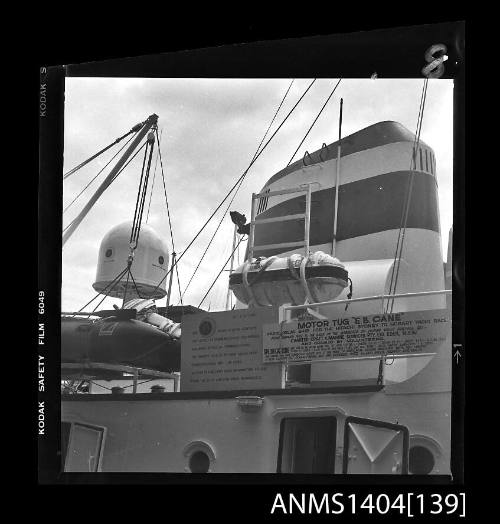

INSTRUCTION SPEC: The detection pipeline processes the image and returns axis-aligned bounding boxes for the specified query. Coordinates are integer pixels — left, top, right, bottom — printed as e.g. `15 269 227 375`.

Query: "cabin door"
342 416 409 474
278 416 337 473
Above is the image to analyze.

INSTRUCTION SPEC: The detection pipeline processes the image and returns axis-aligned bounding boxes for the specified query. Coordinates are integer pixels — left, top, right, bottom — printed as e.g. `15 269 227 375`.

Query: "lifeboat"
229 251 349 307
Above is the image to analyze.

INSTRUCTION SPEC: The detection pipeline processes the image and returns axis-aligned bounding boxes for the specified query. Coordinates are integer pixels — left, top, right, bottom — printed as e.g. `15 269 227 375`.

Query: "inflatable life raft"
229 251 349 307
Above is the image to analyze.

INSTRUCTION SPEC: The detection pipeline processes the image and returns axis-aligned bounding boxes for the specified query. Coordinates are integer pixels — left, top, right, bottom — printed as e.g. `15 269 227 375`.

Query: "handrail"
282 289 452 311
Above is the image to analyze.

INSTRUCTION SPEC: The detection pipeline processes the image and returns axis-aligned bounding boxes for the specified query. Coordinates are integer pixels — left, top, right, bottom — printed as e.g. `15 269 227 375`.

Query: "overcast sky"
62 78 453 312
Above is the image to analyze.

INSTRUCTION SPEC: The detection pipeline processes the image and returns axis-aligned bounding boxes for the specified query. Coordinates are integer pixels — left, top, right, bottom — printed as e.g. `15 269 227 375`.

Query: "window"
425 149 429 172
277 417 337 473
62 422 106 472
419 148 423 171
189 451 210 473
409 445 435 474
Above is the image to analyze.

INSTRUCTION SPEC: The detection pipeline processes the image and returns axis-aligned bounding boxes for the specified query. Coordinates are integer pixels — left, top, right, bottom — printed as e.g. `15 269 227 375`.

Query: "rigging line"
63 133 136 214
151 78 317 298
130 142 151 244
133 139 155 247
385 79 428 307
121 268 131 307
286 79 342 167
86 381 114 391
146 128 163 224
175 262 183 306
90 267 129 314
154 128 183 304
73 266 129 316
253 79 295 163
179 80 296 302
123 136 156 311
122 378 159 390
62 140 148 234
63 121 143 180
127 268 144 300
198 235 246 308
155 129 177 252
390 80 428 313
386 78 429 313
179 179 244 302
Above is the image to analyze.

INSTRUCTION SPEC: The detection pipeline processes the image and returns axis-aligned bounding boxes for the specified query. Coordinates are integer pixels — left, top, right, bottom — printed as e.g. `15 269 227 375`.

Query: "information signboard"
181 307 284 391
262 309 450 363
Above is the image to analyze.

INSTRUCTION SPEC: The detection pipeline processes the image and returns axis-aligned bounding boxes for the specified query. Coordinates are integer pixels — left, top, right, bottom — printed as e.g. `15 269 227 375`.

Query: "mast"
331 99 343 257
62 114 159 246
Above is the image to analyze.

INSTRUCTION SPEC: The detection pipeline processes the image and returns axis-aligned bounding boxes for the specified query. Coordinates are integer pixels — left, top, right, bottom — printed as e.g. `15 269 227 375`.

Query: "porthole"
409 445 435 475
189 451 210 473
183 441 216 473
158 255 165 265
105 248 113 258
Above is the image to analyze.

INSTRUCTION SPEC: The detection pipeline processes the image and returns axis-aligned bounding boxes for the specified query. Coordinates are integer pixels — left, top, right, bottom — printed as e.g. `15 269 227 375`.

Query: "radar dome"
93 221 169 299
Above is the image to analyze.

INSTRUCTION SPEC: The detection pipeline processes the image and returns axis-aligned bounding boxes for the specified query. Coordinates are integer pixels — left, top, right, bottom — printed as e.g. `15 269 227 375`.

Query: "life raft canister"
229 251 349 307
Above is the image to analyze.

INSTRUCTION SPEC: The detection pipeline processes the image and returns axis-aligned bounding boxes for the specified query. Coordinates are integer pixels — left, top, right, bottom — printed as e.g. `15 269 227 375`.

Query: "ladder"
247 184 313 260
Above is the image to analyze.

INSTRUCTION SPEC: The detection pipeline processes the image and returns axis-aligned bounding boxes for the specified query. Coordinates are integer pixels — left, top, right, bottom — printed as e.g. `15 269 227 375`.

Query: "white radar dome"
93 221 169 299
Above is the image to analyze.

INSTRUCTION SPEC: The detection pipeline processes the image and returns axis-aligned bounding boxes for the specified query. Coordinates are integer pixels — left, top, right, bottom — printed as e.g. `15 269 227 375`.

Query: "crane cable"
286 79 342 167
179 79 296 302
63 121 143 180
385 77 429 314
122 130 157 305
70 137 153 315
63 132 137 214
149 78 317 298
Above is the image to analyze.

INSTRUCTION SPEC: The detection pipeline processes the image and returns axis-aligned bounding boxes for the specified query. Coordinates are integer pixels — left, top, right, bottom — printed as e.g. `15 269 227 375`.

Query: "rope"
154 129 183 306
63 140 148 234
129 139 154 247
150 79 316 298
286 79 342 167
179 80 295 302
63 133 136 214
63 121 143 180
198 235 246 308
385 78 429 314
71 266 128 316
146 129 162 223
121 133 156 304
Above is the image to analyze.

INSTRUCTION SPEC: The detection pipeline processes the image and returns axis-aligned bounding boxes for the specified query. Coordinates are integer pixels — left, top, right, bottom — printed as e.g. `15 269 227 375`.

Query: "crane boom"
62 114 159 247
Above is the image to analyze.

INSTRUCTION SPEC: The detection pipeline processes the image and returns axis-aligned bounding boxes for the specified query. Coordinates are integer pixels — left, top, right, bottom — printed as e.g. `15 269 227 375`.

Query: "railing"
278 289 452 363
282 289 452 312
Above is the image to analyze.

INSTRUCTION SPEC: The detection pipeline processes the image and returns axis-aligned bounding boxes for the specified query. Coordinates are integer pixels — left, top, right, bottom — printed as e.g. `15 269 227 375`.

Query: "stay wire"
179 79 295 301
72 266 129 316
198 235 246 308
150 78 317 298
154 129 183 305
386 78 429 313
63 133 136 214
63 122 143 180
63 140 148 234
286 79 342 167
